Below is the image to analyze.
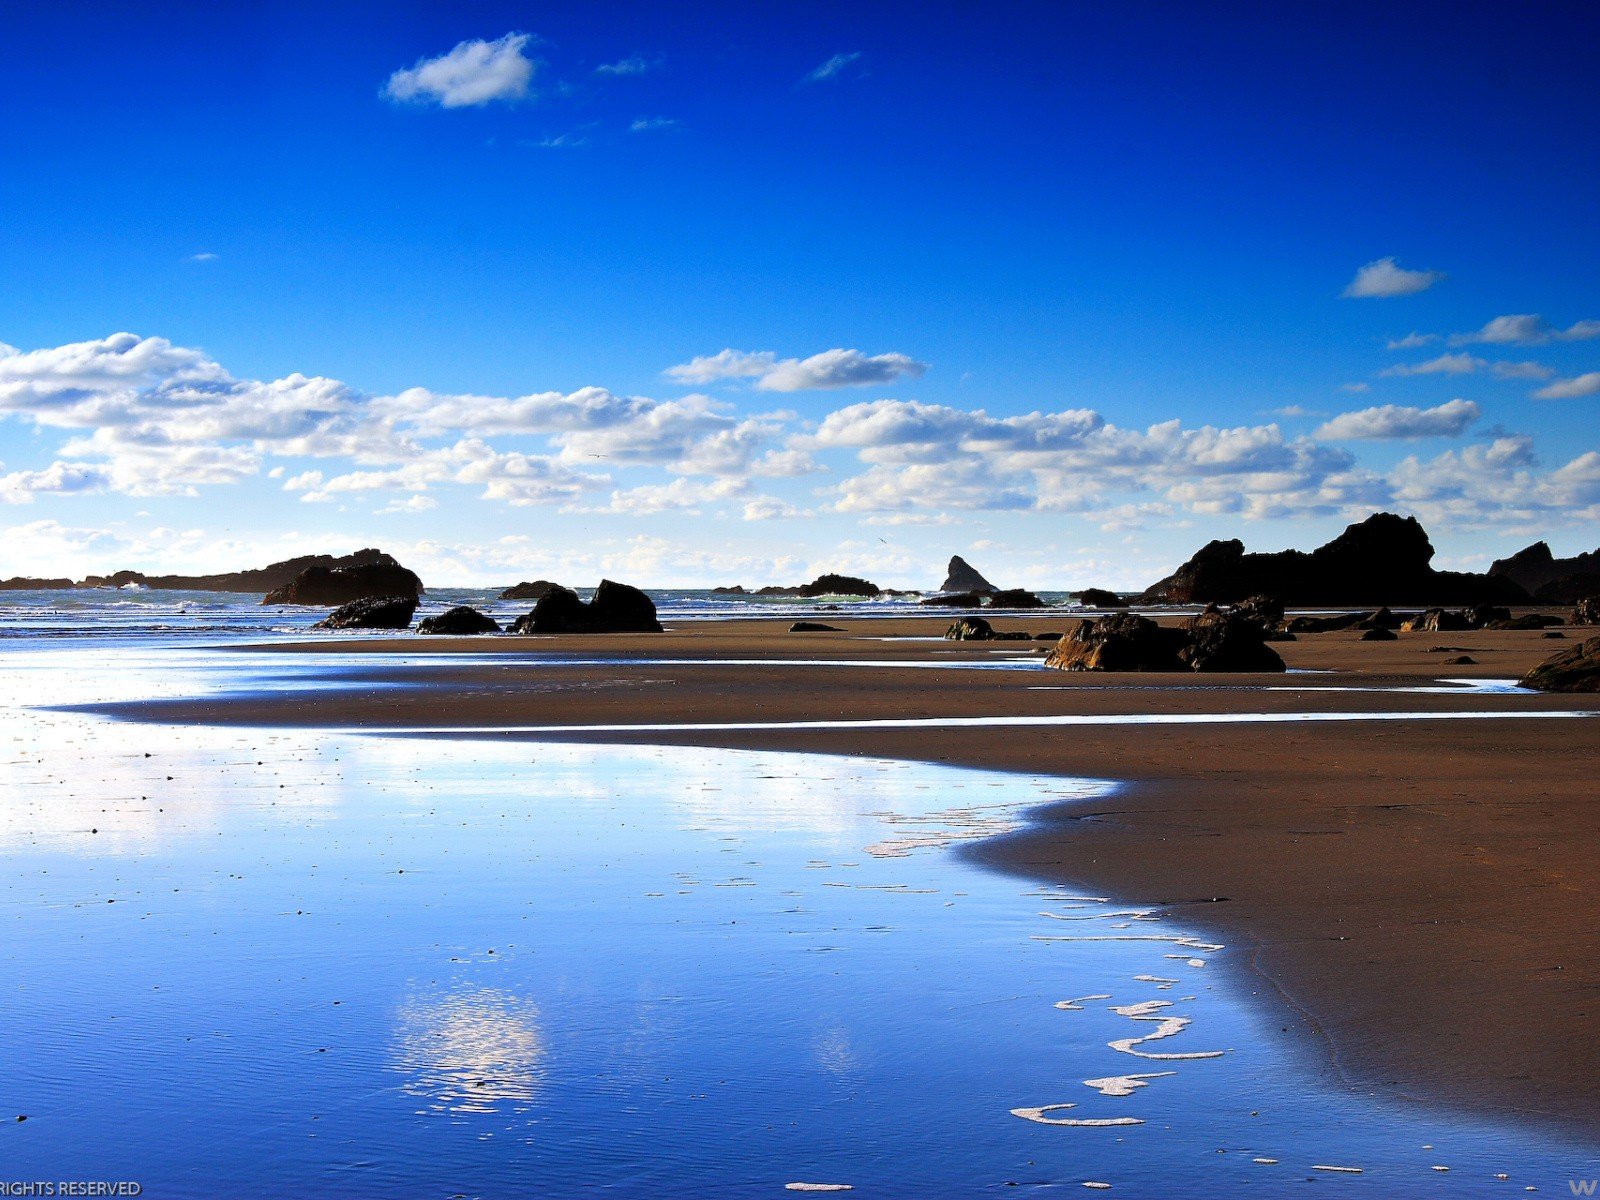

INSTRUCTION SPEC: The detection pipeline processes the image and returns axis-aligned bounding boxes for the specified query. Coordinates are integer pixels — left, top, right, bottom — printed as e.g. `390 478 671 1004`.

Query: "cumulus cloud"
1380 352 1483 377
1535 372 1600 400
384 33 537 108
1490 360 1556 380
665 347 926 391
1449 314 1600 346
0 461 112 504
805 52 864 83
580 476 749 516
1343 257 1445 299
1315 399 1480 440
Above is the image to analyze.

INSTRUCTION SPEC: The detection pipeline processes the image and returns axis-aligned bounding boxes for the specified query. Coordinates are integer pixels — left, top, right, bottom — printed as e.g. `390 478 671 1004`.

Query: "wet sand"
105 615 1600 1136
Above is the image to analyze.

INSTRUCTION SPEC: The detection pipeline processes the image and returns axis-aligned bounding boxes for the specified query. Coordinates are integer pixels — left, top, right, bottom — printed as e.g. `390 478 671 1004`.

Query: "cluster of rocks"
1490 541 1600 604
943 616 1034 642
74 549 416 596
264 553 422 606
1044 607 1286 673
508 581 663 634
1140 513 1529 607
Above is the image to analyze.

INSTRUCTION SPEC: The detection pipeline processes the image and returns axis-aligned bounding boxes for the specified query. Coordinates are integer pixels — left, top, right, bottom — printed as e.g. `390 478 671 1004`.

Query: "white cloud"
582 476 749 516
629 117 680 133
1380 352 1483 377
1449 313 1600 345
187 252 219 264
1490 360 1556 380
1314 399 1480 440
0 461 112 504
805 52 864 83
378 495 438 515
666 348 927 392
756 349 928 392
384 33 537 109
1387 332 1437 349
1342 257 1445 299
1535 372 1600 400
742 496 805 520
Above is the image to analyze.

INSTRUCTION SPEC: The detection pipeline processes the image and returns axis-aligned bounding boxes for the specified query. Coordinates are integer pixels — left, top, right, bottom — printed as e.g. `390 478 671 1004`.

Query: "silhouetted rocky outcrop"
1490 542 1600 604
940 556 996 594
789 621 841 632
263 555 423 606
796 574 879 597
499 580 561 601
83 549 417 596
1140 513 1528 606
417 606 500 635
919 591 985 607
510 581 662 634
1520 635 1600 693
313 595 417 630
0 577 74 590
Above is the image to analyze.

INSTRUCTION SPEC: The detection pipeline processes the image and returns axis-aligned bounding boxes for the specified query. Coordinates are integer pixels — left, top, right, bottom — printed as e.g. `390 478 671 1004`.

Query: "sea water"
0 642 1592 1196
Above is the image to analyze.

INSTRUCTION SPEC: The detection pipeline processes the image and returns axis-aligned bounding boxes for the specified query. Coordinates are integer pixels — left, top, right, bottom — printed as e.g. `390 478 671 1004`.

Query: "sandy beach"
97 613 1600 1138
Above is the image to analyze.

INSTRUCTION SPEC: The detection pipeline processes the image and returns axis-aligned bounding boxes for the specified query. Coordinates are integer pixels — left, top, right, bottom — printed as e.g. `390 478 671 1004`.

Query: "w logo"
1570 1181 1598 1196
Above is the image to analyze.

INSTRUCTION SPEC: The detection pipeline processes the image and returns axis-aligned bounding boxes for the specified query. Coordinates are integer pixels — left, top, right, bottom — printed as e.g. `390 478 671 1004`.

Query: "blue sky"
2 2 1597 587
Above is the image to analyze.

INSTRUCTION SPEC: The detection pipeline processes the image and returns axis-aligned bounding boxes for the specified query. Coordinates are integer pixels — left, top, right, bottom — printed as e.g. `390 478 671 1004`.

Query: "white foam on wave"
1107 1000 1227 1061
1010 1103 1141 1127
1083 1071 1175 1097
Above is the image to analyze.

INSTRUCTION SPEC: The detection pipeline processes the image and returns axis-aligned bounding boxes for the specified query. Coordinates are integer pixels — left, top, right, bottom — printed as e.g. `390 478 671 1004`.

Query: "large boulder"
1490 541 1600 604
499 580 561 601
417 606 500 635
1402 608 1470 633
1044 612 1188 672
1285 611 1369 634
1235 594 1284 627
1140 512 1528 606
945 616 994 641
1360 627 1398 642
1520 635 1600 693
1571 597 1600 626
1180 609 1287 671
1486 614 1565 630
511 580 663 634
939 556 996 593
264 554 422 606
313 595 417 630
989 587 1045 609
1072 588 1127 608
789 621 841 632
1468 604 1512 629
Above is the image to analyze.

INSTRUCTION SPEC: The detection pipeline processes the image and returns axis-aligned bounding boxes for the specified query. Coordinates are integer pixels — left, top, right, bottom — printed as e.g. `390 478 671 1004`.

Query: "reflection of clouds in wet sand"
391 986 544 1115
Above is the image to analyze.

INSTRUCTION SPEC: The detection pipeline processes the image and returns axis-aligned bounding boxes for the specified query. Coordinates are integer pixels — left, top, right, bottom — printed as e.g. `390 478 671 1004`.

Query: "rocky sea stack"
1140 512 1528 607
511 581 663 634
1044 609 1284 673
1490 541 1600 604
939 556 996 594
262 551 422 606
417 606 501 635
500 580 561 601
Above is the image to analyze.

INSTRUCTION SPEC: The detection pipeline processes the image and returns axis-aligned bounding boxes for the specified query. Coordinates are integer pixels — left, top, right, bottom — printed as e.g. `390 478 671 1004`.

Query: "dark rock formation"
1445 655 1477 665
1180 609 1288 671
945 616 994 641
1486 614 1565 630
920 591 985 607
1033 631 1065 641
1402 608 1470 634
1045 612 1188 672
1072 588 1127 608
263 555 423 606
1572 597 1600 626
940 556 996 594
789 621 841 632
711 585 747 595
1490 541 1600 604
0 577 74 590
1356 607 1402 631
1140 513 1528 606
85 548 417 596
988 588 1045 609
511 580 663 634
1285 611 1369 634
1045 610 1283 672
312 595 417 630
1360 627 1398 641
1543 630 1566 639
1469 604 1512 628
798 574 878 597
1519 635 1600 692
499 580 561 601
1235 594 1284 627
417 606 500 635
